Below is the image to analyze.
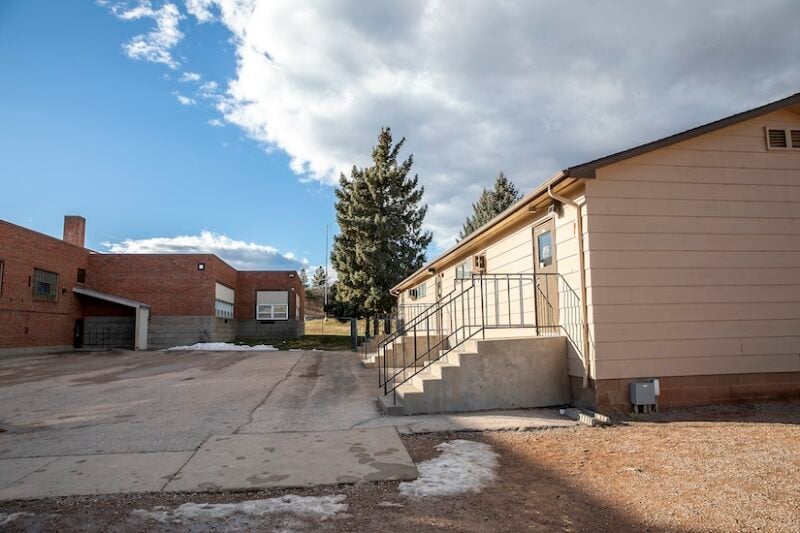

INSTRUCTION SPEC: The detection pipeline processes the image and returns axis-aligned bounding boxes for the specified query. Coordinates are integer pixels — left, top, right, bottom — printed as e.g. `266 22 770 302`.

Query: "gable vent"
766 127 800 150
767 129 787 148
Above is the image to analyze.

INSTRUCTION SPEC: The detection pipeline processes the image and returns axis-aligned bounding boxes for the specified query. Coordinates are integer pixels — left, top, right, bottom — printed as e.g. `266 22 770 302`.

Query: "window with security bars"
32 268 58 301
765 127 800 150
215 299 234 318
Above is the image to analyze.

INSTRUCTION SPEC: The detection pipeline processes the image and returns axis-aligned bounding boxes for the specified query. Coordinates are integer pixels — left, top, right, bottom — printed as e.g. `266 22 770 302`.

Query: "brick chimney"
63 216 86 248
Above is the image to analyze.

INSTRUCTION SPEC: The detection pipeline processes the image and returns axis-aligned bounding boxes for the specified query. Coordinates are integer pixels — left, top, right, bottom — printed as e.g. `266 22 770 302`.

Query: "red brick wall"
88 254 229 316
235 271 305 321
1 217 305 350
581 374 800 414
0 220 90 348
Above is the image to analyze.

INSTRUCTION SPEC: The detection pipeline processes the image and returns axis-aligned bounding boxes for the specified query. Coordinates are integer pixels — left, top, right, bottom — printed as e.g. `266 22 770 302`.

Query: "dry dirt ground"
2 401 799 532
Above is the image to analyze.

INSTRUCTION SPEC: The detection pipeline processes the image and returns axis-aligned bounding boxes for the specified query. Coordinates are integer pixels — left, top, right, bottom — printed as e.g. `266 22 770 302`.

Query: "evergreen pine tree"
459 172 522 240
331 127 432 319
298 268 309 287
311 266 327 288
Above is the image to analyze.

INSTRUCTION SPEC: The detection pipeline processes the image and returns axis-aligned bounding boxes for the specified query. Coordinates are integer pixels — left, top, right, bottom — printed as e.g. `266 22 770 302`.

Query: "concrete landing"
165 427 417 492
358 407 577 434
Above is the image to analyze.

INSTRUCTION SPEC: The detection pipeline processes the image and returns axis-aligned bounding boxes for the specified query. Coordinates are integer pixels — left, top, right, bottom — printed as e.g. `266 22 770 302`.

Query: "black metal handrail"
377 272 584 404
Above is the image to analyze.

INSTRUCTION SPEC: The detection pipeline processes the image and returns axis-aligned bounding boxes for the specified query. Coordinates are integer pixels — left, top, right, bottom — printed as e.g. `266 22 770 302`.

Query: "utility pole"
324 220 336 308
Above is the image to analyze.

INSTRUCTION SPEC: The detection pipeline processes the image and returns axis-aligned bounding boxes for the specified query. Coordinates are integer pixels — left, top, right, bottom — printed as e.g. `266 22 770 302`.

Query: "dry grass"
5 401 798 532
303 318 366 336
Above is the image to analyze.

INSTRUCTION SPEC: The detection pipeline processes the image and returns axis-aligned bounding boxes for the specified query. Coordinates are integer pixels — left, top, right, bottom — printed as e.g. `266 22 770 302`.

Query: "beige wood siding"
401 187 589 376
587 108 800 380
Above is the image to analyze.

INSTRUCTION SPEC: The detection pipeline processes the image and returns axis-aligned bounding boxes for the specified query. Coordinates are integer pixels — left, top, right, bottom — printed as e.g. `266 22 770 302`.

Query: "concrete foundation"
588 372 800 414
380 336 570 415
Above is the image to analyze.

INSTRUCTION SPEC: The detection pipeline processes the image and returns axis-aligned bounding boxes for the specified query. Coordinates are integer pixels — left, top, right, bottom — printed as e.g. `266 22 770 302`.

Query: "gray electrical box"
630 381 656 406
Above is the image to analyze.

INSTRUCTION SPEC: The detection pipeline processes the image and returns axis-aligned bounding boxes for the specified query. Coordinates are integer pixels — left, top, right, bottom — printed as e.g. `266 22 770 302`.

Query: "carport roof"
73 287 150 309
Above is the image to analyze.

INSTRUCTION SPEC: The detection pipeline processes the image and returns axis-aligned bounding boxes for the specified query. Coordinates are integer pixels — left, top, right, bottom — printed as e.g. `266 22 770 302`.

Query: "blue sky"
0 1 332 270
1 1 798 270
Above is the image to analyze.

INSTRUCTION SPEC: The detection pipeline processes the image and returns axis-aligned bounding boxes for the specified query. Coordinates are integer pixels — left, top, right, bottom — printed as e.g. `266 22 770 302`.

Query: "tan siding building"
387 93 800 413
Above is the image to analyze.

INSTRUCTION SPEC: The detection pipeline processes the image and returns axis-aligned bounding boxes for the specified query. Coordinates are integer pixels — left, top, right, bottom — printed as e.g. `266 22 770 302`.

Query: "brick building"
0 216 305 355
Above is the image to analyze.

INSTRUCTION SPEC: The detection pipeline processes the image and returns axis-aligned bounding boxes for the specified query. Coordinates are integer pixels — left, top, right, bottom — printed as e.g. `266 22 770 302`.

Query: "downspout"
548 184 591 388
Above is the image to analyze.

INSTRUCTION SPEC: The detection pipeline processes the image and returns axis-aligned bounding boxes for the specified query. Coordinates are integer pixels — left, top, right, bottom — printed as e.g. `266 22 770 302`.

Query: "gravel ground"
2 400 799 532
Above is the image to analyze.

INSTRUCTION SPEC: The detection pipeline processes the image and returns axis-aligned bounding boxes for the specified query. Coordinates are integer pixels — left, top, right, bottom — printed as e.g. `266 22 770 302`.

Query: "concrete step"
378 336 570 416
377 391 405 416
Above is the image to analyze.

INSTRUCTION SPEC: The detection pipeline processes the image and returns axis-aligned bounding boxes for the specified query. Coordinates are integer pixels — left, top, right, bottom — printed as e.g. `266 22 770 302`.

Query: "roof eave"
391 170 578 294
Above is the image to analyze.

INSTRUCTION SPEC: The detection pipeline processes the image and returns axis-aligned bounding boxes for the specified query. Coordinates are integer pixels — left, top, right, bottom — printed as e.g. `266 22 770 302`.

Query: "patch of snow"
399 439 499 498
0 513 35 527
131 494 347 523
377 501 404 507
164 342 278 352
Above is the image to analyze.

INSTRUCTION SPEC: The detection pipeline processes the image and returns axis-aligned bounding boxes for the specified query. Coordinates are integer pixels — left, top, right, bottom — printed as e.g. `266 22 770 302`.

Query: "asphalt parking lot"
0 349 378 459
0 348 569 502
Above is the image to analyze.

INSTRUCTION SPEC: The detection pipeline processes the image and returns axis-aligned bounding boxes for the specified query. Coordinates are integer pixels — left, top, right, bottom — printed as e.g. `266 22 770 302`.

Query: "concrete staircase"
378 336 570 415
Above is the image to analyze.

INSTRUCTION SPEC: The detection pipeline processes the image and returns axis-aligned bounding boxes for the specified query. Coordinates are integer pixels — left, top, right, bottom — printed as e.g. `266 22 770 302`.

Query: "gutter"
393 170 570 294
547 185 591 388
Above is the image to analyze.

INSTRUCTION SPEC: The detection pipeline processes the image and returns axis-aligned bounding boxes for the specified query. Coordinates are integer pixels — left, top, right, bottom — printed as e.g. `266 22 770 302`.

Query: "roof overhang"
565 91 800 179
391 170 579 294
392 91 800 295
73 287 150 309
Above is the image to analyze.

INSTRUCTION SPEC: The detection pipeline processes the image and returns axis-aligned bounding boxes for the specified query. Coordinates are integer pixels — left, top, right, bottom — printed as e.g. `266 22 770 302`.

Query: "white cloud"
110 1 800 248
105 1 184 69
173 92 196 105
185 0 215 22
198 80 221 99
208 118 224 127
179 71 201 82
102 230 308 270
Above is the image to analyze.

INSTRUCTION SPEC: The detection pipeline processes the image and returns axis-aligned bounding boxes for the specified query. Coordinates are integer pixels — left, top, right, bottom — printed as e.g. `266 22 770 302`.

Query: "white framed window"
455 260 471 279
215 299 234 318
256 290 289 320
409 281 427 301
215 282 235 318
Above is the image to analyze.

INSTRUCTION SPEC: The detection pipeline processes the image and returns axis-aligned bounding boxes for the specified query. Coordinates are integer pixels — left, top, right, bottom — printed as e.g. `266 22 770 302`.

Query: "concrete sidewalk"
0 427 416 500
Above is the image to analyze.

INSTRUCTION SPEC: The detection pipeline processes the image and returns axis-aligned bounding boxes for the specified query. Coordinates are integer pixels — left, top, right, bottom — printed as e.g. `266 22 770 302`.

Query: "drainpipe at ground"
547 185 591 388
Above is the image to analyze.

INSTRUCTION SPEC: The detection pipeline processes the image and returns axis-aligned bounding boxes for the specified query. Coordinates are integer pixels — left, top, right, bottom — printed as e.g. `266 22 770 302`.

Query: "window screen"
256 290 289 320
538 231 553 266
33 268 58 301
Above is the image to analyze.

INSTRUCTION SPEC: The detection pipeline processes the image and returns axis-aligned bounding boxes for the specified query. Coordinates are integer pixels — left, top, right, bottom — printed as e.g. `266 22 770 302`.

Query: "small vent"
768 129 787 148
792 129 800 148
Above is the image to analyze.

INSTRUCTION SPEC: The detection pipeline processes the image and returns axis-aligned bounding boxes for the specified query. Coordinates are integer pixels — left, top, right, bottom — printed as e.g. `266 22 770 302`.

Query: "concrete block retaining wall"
236 319 303 339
